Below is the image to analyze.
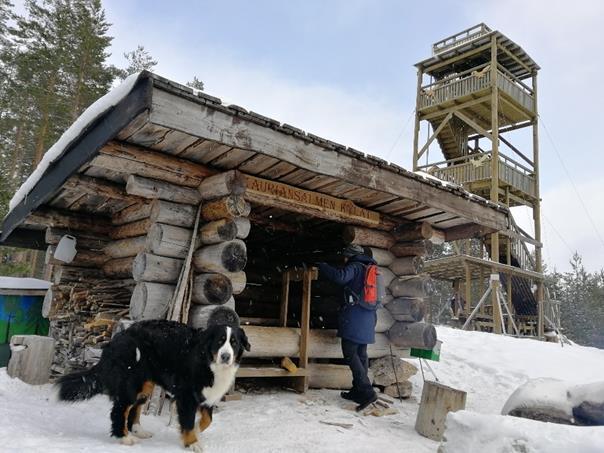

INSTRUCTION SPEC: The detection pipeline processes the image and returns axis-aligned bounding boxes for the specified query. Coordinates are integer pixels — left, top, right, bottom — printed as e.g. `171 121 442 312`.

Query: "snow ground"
1 326 603 452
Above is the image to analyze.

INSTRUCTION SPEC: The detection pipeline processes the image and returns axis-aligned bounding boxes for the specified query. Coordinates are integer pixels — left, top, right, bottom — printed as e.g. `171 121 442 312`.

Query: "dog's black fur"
57 320 250 449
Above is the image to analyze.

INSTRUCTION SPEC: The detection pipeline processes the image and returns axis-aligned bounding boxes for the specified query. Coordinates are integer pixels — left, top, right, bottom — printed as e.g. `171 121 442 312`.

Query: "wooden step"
236 366 309 378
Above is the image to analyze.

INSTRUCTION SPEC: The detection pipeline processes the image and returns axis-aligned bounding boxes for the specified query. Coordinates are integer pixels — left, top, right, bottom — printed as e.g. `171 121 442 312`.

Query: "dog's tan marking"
123 405 133 436
198 407 212 433
181 429 198 447
132 381 155 426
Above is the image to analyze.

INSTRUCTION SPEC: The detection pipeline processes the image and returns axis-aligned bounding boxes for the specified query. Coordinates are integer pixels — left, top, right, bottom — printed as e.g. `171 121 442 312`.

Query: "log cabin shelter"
0 71 511 389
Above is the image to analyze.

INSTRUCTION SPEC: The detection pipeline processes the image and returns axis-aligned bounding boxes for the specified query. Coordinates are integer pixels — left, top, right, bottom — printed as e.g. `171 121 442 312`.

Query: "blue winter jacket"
317 255 377 345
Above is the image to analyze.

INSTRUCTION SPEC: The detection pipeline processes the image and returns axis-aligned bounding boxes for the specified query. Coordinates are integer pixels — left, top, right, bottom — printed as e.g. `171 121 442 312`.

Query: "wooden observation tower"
412 24 546 337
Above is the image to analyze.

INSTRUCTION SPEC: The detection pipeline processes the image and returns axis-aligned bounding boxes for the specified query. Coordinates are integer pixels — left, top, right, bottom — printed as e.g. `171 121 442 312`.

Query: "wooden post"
279 272 290 327
296 268 312 392
415 381 467 441
532 71 544 339
412 69 423 171
464 261 472 316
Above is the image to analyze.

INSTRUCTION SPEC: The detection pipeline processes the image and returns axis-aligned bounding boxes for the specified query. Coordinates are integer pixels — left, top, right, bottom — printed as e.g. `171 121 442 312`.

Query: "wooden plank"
210 148 256 169
93 141 215 187
297 268 312 392
279 272 290 327
237 154 281 174
149 88 508 231
236 366 309 378
243 174 393 229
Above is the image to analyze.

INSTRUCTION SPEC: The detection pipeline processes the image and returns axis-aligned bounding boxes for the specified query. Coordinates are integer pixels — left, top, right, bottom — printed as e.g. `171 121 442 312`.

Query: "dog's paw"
120 434 139 446
132 423 153 439
188 441 204 452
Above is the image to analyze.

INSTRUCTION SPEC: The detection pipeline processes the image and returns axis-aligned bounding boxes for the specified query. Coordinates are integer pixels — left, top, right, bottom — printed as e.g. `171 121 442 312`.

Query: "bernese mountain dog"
57 319 250 451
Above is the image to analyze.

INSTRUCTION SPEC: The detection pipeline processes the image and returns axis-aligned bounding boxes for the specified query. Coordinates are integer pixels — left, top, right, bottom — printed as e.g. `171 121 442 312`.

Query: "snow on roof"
8 72 142 212
0 276 51 290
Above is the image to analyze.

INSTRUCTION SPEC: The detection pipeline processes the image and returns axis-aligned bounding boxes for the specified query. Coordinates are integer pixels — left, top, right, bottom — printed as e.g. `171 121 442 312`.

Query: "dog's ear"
239 328 251 352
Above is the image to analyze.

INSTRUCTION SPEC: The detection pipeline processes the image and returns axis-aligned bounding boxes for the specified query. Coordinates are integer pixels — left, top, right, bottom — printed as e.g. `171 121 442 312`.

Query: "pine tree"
118 44 157 79
187 76 204 91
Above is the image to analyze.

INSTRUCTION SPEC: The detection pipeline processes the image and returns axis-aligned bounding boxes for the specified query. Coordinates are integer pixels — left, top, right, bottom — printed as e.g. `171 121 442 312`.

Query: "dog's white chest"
202 364 238 406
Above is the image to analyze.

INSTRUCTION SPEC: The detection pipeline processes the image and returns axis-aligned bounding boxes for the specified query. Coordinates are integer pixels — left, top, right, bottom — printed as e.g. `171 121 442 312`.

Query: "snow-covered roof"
8 73 142 211
0 276 51 291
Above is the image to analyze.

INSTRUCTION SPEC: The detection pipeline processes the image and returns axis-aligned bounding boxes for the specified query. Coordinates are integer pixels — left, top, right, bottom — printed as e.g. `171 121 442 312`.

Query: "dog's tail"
57 366 103 402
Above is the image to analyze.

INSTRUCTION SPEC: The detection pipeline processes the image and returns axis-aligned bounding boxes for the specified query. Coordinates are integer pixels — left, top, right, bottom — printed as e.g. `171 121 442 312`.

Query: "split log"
103 236 147 259
193 240 247 273
390 240 433 257
45 245 108 268
370 356 418 386
45 228 108 251
112 202 152 226
389 274 434 298
149 200 197 227
376 307 396 333
308 363 374 390
343 226 395 249
368 247 394 267
130 282 174 321
234 217 251 239
201 195 251 221
198 170 246 199
132 253 183 283
126 175 202 204
111 218 152 240
221 271 246 294
379 267 396 288
199 219 237 244
389 256 424 276
243 326 407 359
393 222 434 242
191 273 233 305
386 297 426 322
146 223 193 259
102 257 135 278
415 381 466 441
388 322 437 349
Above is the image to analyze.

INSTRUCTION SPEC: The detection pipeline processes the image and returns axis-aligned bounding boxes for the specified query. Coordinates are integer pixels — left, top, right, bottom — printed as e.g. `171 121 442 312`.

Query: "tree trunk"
415 381 466 441
389 256 424 276
221 271 246 294
198 170 246 199
149 199 197 227
112 202 152 226
242 326 406 359
390 240 433 257
307 363 359 390
201 195 251 221
102 257 135 278
368 247 394 266
45 228 108 251
385 297 426 322
188 297 235 329
193 240 247 273
379 267 396 288
132 253 183 283
376 307 396 333
126 175 202 204
146 223 192 258
103 236 147 259
343 226 395 249
393 222 434 242
389 274 434 298
130 282 175 321
234 217 251 239
388 322 437 349
45 246 108 268
199 219 238 244
111 218 152 240
191 273 233 305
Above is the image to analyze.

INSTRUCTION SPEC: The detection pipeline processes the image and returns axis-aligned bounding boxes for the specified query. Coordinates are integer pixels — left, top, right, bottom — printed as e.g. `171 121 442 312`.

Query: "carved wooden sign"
243 174 381 226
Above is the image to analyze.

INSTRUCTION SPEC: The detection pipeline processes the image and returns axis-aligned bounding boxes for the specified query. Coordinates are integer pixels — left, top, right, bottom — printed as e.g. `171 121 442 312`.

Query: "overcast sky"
20 0 604 272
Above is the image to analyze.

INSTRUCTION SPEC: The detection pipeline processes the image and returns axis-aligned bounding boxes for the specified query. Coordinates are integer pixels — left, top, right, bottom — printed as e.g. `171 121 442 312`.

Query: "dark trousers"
341 338 373 395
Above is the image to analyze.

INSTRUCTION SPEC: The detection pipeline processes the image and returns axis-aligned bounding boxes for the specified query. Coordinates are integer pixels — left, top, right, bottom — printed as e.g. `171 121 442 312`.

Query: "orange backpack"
359 264 383 310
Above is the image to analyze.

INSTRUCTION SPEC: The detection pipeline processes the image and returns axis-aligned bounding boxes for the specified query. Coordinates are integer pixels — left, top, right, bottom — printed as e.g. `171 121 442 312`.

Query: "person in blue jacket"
317 244 378 410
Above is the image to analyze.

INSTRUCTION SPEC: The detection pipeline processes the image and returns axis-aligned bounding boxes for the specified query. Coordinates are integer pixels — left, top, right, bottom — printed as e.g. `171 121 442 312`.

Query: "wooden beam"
422 43 491 73
417 112 453 161
149 87 509 231
444 223 495 242
24 207 111 235
63 175 144 203
420 95 491 121
243 173 396 230
453 111 494 142
497 43 532 76
92 140 216 187
498 134 533 167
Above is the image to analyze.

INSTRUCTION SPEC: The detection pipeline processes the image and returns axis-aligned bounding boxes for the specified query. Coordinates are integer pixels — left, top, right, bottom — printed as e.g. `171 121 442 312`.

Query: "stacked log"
190 171 249 328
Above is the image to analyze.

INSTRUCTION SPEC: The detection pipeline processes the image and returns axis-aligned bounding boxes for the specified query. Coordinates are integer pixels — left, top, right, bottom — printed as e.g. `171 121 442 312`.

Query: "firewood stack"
189 171 250 328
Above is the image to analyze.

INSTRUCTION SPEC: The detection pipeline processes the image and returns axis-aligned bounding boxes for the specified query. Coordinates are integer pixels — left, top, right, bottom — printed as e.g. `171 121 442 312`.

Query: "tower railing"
417 152 536 199
432 23 492 55
418 66 535 113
